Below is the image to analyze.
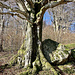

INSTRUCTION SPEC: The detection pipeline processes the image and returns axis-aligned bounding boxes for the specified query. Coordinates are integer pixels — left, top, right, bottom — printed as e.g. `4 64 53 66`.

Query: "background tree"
0 8 5 51
47 2 75 43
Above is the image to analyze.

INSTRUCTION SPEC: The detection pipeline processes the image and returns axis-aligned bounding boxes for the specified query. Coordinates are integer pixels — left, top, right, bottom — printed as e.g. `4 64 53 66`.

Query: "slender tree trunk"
0 13 4 52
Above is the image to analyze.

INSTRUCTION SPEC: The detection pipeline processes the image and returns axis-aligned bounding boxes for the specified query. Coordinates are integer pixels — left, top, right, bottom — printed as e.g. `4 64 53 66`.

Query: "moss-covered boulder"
71 49 75 59
42 39 74 65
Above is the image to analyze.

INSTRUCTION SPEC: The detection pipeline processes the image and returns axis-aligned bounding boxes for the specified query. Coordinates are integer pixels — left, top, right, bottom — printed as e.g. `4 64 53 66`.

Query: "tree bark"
0 19 4 51
0 8 4 52
24 19 42 68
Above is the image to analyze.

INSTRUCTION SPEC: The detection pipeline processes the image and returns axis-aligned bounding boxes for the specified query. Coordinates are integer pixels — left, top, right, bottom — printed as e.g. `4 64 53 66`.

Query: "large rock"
42 39 71 65
69 49 75 62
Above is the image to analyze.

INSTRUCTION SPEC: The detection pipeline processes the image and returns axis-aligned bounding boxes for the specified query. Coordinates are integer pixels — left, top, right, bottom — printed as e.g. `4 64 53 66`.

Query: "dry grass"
42 25 75 44
0 51 23 75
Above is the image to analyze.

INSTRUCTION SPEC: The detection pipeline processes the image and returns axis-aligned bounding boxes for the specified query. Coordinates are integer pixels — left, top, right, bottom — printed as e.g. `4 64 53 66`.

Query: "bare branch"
0 12 33 24
65 0 75 1
41 0 75 7
15 0 28 11
0 2 12 10
11 9 29 18
0 2 24 14
0 12 24 19
26 0 34 8
35 0 75 23
44 1 66 9
0 0 8 2
0 1 30 21
44 0 75 9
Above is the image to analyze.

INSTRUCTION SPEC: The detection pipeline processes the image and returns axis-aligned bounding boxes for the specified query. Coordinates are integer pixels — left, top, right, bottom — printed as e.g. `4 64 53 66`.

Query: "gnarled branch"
41 0 48 7
35 0 75 24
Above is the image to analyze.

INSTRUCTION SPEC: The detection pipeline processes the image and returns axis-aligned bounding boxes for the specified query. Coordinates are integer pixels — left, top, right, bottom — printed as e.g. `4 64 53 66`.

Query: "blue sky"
43 10 53 25
43 11 75 33
70 22 75 32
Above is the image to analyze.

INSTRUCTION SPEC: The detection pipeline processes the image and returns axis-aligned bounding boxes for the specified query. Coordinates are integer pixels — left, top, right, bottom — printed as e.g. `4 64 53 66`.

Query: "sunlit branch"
15 0 28 11
41 0 48 7
26 0 34 8
35 0 74 24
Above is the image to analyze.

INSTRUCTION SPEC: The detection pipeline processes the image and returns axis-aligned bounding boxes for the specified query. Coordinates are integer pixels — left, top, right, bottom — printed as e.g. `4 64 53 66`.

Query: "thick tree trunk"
24 20 42 68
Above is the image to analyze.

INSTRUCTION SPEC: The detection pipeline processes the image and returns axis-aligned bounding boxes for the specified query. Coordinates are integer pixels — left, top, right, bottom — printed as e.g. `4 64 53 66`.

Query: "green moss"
63 67 75 74
65 43 75 49
58 65 64 70
20 40 26 49
71 49 75 58
63 50 69 54
49 54 53 61
65 48 70 51
20 70 29 75
20 68 37 75
56 54 60 59
61 52 65 57
58 44 62 47
9 54 18 66
39 48 57 75
18 49 25 56
50 66 58 75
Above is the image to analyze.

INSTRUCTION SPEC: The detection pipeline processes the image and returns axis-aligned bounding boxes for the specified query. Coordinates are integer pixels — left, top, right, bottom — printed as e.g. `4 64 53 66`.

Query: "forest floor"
0 50 75 75
0 51 24 75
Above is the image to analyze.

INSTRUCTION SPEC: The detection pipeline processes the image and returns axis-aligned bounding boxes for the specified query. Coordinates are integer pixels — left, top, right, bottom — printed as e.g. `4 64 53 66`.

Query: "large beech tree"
0 0 74 71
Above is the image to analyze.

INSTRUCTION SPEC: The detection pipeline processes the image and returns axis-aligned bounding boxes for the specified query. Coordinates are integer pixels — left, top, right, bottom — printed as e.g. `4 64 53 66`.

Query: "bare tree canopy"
0 0 75 24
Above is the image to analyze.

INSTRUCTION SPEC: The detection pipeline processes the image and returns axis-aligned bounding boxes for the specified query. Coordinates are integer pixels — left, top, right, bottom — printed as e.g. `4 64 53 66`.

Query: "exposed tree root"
9 40 58 75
